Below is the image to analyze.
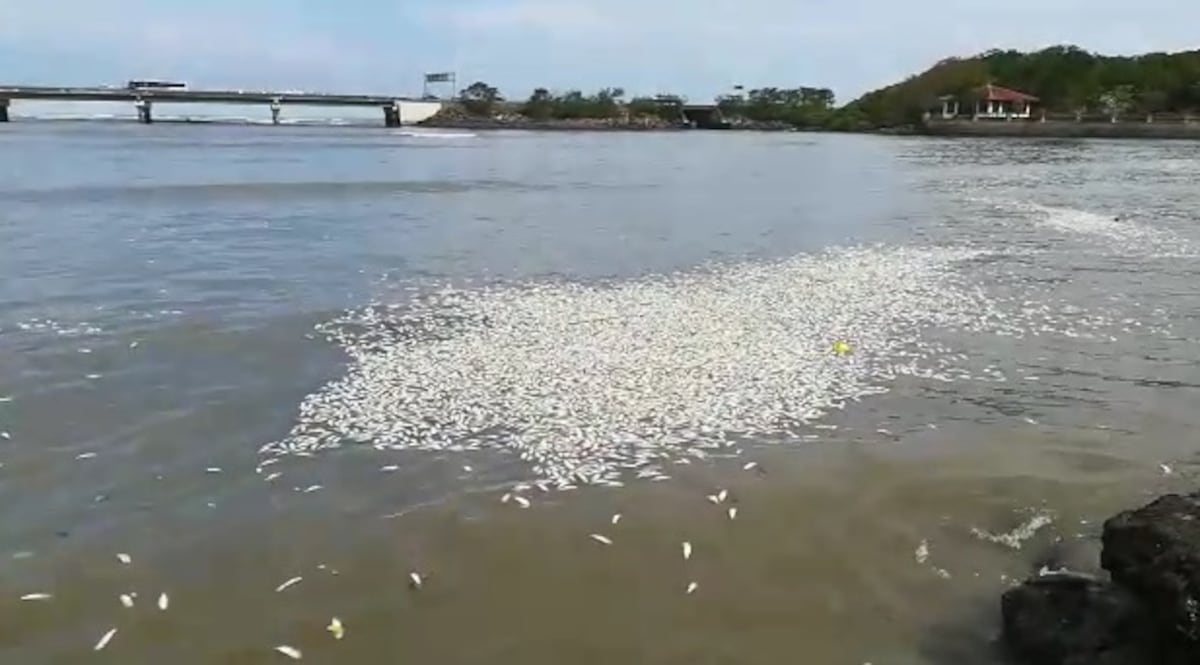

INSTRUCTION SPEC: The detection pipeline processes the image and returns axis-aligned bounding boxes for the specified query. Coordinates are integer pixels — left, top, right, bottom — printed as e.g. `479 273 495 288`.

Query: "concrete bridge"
0 85 442 126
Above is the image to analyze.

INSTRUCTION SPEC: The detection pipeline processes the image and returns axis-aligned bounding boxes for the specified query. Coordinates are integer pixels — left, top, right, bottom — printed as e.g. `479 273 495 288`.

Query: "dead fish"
500 493 512 504
727 507 738 520
94 627 117 651
205 467 222 474
302 484 322 493
76 452 97 460
589 534 613 545
686 581 699 594
706 495 720 505
116 553 132 565
1160 463 1173 475
408 571 423 589
611 513 622 525
462 465 473 472
265 472 282 482
742 461 759 471
20 593 52 601
717 489 728 503
157 592 169 610
682 541 693 561
119 593 134 608
275 645 303 660
129 341 140 349
380 465 399 472
327 617 345 640
514 496 531 509
275 576 303 592
0 431 10 440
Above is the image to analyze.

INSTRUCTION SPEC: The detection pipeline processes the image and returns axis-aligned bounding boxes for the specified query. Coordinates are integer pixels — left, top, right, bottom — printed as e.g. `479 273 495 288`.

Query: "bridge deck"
0 86 421 106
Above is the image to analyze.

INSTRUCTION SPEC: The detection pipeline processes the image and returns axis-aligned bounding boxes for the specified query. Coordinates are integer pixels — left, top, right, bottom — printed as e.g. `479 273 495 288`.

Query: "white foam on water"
267 245 1060 484
392 130 478 140
1014 201 1193 256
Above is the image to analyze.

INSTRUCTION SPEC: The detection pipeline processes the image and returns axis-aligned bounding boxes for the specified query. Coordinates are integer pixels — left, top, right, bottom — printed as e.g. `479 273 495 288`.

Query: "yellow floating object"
832 340 853 356
327 617 345 640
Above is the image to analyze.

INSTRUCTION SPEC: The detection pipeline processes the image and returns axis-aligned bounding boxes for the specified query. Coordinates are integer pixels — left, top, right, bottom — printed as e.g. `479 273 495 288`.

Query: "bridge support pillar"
270 99 282 125
383 103 401 127
135 99 152 124
0 99 8 123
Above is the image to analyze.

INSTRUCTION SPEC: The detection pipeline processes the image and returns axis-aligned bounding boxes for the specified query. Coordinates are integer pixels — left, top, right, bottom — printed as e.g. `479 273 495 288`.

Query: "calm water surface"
1 123 1198 664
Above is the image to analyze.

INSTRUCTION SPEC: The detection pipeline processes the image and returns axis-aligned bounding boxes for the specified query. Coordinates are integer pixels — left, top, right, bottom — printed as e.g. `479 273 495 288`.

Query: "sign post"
423 72 457 100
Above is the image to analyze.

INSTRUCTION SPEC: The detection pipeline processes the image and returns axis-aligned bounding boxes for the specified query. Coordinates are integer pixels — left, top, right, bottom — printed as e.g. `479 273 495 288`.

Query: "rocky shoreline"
1002 491 1200 664
417 106 799 132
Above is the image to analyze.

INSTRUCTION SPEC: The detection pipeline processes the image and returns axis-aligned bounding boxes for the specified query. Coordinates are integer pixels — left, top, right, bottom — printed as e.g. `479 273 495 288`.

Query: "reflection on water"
0 125 1197 662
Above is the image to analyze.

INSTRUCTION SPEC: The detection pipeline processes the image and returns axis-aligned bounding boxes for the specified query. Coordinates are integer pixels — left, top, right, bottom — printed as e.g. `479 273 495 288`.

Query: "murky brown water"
2 125 1198 663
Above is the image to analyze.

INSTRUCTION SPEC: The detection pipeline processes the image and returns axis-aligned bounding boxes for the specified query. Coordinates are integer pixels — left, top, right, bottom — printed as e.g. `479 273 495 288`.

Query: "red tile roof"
979 84 1039 103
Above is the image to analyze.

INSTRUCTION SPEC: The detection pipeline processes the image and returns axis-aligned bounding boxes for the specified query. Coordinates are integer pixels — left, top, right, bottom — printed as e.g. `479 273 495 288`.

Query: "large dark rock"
1001 573 1154 665
1102 492 1200 644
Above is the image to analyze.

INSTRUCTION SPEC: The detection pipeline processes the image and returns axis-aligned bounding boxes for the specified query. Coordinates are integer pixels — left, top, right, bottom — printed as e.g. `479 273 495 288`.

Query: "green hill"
839 45 1200 128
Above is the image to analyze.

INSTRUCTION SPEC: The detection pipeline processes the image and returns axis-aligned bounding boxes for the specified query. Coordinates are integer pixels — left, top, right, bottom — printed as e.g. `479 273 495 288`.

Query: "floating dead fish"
682 541 693 561
129 341 140 349
206 467 222 474
302 485 322 493
0 431 10 440
742 462 759 471
727 507 738 520
76 452 97 460
513 496 531 509
686 581 699 594
20 593 51 601
86 374 102 380
327 617 345 640
157 592 169 610
408 571 423 589
275 645 303 660
706 495 720 505
589 534 613 546
275 576 303 592
380 465 399 472
717 489 728 503
462 465 473 472
120 594 134 608
1160 463 1173 475
265 472 282 482
915 540 930 564
116 553 132 565
500 493 512 504
94 628 117 651
611 513 622 525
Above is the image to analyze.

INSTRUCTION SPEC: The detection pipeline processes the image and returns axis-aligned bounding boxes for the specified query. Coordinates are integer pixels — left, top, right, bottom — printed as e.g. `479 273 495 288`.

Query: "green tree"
459 81 502 117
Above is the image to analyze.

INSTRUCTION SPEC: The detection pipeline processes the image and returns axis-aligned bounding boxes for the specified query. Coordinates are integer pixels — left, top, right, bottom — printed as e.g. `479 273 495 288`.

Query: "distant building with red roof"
939 84 1040 120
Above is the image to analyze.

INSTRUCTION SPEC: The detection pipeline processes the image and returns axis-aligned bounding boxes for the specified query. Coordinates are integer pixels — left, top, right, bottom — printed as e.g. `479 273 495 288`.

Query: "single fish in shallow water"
409 571 423 589
94 628 117 651
380 465 399 472
727 507 738 520
611 513 622 525
1160 463 1173 475
157 592 169 610
120 594 134 608
742 461 759 471
590 534 613 546
706 494 720 504
514 496 531 509
327 617 345 640
76 452 97 460
275 645 303 659
116 553 132 565
682 541 693 561
717 489 728 503
686 581 699 594
265 472 282 482
275 576 303 592
20 593 51 601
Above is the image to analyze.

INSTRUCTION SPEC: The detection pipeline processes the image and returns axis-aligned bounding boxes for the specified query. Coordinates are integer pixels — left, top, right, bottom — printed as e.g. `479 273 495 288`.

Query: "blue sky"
1 0 1198 104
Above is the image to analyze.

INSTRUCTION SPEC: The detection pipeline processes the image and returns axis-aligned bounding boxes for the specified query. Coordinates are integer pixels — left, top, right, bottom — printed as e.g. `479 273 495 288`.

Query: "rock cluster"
1003 491 1200 665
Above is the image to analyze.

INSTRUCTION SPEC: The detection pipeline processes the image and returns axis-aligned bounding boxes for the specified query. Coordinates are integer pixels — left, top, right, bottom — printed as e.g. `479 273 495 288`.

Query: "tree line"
452 46 1200 130
455 81 837 126
843 46 1200 128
